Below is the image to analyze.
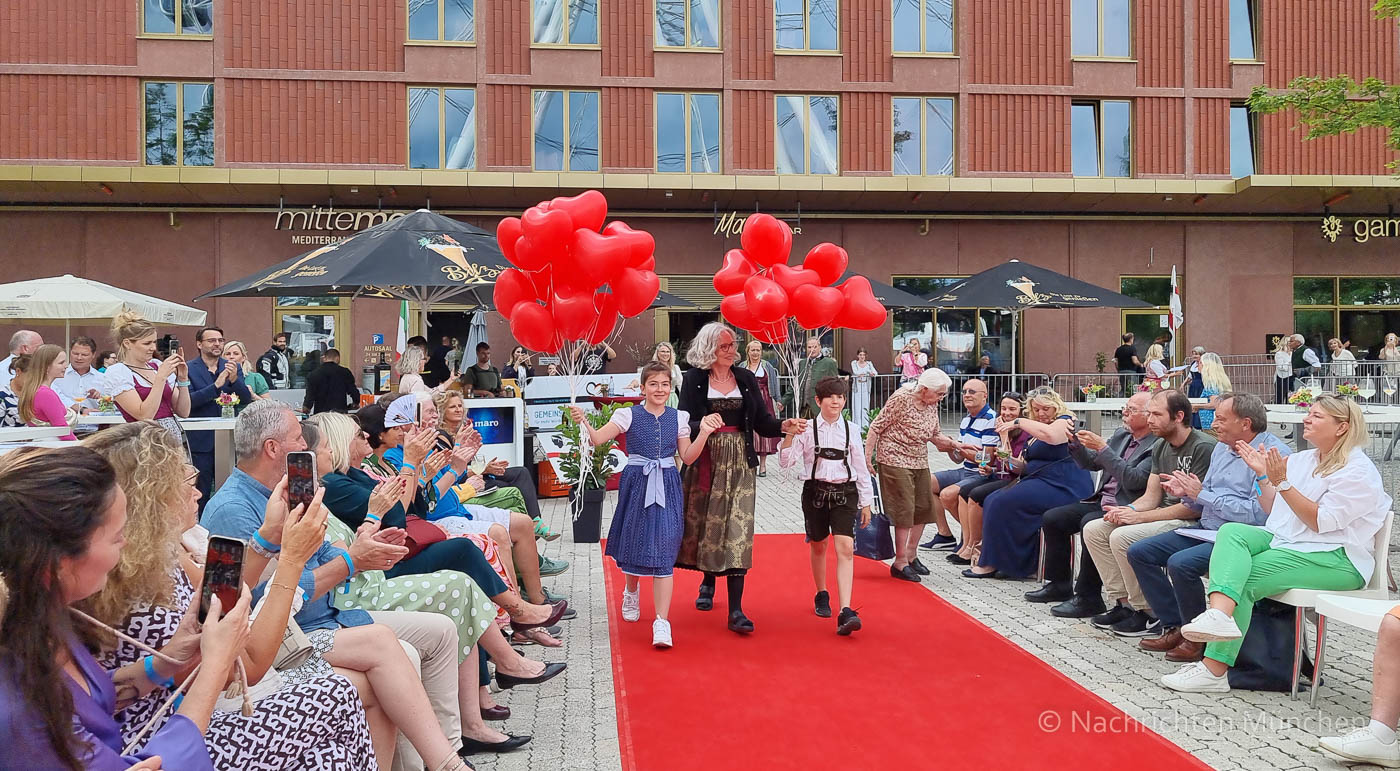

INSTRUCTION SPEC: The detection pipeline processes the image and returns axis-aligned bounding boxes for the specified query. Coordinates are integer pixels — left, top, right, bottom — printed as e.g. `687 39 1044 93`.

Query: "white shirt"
0 354 14 393
1331 349 1357 377
103 361 176 398
55 365 105 410
1265 447 1392 580
778 414 875 508
609 406 689 437
1275 348 1293 378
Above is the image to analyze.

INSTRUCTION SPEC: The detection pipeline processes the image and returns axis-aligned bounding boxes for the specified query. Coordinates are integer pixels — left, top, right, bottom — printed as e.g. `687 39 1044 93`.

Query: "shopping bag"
855 511 895 561
1227 599 1315 692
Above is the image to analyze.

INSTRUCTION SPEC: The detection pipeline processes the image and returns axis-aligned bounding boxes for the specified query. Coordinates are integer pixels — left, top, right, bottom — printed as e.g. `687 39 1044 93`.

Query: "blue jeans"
1125 531 1214 628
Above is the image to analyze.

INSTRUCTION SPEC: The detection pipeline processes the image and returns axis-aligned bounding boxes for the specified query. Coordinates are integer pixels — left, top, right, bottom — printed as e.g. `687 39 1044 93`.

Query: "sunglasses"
1001 391 1024 402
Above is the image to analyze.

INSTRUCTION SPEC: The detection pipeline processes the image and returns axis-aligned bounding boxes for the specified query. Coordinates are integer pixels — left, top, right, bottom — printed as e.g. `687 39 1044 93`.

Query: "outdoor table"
78 413 127 425
179 417 237 486
0 425 72 442
0 439 73 455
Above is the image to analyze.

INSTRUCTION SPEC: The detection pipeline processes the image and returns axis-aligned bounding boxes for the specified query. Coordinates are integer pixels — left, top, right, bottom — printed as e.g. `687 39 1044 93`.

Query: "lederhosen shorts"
802 419 858 542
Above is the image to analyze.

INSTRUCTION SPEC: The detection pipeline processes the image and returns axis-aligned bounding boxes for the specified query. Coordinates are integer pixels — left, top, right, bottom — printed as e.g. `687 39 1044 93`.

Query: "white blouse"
609 406 690 438
103 361 174 397
1265 447 1392 580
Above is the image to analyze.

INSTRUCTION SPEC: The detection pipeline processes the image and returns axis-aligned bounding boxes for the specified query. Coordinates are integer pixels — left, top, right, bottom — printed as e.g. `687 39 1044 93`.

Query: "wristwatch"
1276 480 1293 492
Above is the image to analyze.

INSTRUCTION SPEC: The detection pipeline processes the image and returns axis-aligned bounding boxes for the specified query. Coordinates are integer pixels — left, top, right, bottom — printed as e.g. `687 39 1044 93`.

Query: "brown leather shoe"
1165 639 1206 662
1138 626 1183 653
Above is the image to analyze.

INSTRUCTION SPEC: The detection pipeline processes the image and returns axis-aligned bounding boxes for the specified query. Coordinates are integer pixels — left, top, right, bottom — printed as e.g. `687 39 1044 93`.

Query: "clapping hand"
456 425 483 458
484 458 508 476
402 425 436 467
1262 447 1288 484
699 413 724 435
348 527 409 572
1235 440 1269 478
423 449 449 479
1160 470 1203 501
367 476 404 519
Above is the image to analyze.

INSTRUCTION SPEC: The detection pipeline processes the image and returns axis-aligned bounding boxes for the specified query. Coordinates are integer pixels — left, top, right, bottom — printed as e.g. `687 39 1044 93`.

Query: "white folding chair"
1269 510 1394 701
1310 595 1400 707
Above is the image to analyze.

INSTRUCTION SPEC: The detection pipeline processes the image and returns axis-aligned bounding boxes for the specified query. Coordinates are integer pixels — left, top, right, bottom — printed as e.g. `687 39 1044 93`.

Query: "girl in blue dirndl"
572 362 720 648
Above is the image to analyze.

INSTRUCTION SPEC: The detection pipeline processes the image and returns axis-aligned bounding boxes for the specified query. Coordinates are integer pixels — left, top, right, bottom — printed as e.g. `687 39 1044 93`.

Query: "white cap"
917 368 951 391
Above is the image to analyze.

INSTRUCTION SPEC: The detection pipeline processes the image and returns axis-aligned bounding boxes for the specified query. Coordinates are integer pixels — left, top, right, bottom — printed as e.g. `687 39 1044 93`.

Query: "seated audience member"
1128 393 1288 662
55 336 105 414
12 344 76 440
0 329 41 393
1083 390 1216 637
1163 394 1391 694
922 378 1001 565
946 392 1030 566
1319 608 1400 766
0 445 249 770
460 343 504 398
964 388 1093 579
199 400 501 769
1024 391 1158 615
81 421 379 769
0 354 23 427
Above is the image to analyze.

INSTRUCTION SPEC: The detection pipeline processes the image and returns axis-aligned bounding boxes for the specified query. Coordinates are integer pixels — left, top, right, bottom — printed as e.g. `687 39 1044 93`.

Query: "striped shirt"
959 403 1001 471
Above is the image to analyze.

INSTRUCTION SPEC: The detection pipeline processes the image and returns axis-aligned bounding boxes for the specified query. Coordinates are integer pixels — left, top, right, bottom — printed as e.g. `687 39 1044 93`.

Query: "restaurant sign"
1321 215 1400 244
274 205 411 244
713 211 802 238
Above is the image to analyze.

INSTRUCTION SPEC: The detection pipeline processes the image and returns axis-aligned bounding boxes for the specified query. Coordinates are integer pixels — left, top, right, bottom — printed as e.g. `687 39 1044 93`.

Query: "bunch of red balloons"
493 190 660 353
714 213 888 343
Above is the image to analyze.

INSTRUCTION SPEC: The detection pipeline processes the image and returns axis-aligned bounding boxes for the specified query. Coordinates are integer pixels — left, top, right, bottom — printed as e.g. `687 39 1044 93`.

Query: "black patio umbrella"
925 260 1154 377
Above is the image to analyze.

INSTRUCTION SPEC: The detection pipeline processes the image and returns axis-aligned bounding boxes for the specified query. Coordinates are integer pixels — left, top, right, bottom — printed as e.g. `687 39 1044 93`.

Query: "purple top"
105 361 177 422
28 385 75 440
0 637 212 770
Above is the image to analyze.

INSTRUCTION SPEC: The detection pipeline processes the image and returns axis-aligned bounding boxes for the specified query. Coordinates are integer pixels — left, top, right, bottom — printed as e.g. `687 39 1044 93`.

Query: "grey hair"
686 322 735 369
8 330 38 355
1219 392 1267 434
1290 333 1305 345
915 367 951 392
234 399 295 462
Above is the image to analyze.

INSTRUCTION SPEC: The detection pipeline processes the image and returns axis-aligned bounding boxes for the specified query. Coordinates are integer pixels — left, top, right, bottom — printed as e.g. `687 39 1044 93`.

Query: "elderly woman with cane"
864 369 962 582
676 322 806 635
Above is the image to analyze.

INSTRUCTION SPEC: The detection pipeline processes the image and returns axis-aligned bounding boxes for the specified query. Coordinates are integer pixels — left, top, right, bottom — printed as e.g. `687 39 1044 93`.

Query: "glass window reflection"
568 91 599 171
1229 105 1255 178
408 87 441 169
1100 100 1131 178
892 98 922 175
656 93 687 172
180 83 214 166
1071 103 1099 177
533 90 566 171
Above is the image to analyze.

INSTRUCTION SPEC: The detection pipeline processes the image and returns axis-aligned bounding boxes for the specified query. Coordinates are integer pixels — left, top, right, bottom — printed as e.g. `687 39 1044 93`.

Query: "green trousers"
1204 522 1363 666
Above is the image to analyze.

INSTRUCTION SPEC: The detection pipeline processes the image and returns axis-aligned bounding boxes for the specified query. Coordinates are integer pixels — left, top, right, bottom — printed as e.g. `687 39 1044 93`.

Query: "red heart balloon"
635 255 655 272
521 205 574 244
802 242 849 286
602 220 655 267
834 276 888 330
497 217 522 263
587 291 619 344
792 284 844 329
720 293 759 331
752 322 789 345
613 268 660 317
740 213 793 268
512 233 551 272
570 228 631 290
769 263 821 297
713 249 759 295
549 190 608 232
744 274 789 324
510 301 558 353
550 291 596 341
492 268 539 319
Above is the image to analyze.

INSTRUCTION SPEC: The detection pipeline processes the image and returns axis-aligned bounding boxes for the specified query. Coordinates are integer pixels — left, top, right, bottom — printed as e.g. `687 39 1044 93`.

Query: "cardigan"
678 365 784 468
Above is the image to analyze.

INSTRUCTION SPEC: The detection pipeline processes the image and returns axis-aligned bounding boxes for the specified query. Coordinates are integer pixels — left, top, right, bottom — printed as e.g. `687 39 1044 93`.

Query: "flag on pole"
1167 266 1184 331
395 300 409 360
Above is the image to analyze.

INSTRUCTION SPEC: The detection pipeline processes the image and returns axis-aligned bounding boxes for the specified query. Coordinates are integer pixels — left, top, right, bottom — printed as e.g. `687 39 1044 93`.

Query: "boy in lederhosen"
779 376 875 635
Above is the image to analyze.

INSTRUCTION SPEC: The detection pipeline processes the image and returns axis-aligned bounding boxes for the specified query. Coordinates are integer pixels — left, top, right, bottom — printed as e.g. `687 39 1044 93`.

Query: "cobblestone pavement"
472 449 1400 771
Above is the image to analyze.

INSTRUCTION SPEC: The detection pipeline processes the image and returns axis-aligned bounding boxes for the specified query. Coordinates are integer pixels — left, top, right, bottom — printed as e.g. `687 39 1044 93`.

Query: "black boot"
696 575 715 611
726 576 753 633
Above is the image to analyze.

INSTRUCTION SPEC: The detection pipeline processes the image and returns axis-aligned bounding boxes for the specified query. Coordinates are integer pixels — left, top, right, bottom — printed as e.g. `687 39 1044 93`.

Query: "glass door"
274 296 348 389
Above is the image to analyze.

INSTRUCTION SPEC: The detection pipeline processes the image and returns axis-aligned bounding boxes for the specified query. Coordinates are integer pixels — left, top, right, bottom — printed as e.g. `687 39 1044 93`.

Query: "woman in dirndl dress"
676 323 805 635
738 339 782 477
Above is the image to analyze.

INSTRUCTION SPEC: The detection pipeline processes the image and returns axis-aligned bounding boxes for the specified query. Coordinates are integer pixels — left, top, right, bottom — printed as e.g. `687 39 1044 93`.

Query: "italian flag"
395 300 408 360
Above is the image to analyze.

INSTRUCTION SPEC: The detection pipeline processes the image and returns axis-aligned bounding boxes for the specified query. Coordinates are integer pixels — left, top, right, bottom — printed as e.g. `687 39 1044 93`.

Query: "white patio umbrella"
0 274 208 346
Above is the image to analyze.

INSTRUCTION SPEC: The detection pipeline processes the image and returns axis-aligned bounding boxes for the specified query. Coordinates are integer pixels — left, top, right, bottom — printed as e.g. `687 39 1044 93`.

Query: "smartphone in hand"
199 536 245 623
287 451 317 511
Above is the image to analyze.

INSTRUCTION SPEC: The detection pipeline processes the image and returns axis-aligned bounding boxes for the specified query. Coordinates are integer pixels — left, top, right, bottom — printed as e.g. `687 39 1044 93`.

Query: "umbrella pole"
1011 311 1018 390
65 319 70 350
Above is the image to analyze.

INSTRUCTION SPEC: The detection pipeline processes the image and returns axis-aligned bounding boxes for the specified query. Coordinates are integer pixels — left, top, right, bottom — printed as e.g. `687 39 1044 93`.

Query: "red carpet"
603 534 1209 771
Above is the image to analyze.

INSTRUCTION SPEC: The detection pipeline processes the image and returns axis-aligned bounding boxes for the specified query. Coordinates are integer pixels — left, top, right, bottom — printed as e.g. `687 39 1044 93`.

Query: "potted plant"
556 402 622 543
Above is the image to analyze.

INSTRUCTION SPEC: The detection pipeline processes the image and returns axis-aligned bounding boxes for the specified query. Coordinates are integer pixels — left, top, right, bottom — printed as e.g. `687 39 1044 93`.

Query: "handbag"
1227 598 1316 692
854 475 895 561
403 514 447 558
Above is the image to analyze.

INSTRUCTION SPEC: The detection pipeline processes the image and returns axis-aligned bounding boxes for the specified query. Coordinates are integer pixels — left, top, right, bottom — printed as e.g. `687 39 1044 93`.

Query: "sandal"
511 627 563 647
532 518 562 541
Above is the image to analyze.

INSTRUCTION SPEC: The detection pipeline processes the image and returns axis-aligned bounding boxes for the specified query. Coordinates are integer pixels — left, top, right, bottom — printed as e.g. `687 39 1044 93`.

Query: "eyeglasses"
961 389 986 396
1001 391 1024 402
182 468 199 487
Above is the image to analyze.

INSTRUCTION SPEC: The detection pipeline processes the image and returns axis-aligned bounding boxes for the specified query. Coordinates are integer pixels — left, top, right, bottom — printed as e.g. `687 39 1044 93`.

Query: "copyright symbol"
1038 710 1060 732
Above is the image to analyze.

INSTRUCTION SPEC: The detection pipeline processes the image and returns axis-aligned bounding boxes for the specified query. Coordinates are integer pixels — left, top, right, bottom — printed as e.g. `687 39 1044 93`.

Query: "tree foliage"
1245 0 1400 168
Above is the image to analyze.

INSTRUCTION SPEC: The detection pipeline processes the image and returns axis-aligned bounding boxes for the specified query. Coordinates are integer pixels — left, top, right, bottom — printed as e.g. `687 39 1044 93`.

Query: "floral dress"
101 570 378 771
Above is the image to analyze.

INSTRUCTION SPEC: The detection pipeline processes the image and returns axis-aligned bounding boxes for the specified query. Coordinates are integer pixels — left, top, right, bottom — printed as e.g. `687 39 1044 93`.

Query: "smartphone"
287 451 317 511
415 401 423 426
199 536 245 623
168 337 180 357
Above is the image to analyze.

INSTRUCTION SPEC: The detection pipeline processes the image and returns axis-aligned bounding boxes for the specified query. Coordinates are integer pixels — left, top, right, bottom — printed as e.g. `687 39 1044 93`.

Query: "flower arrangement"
95 395 115 414
1136 380 1162 393
1336 382 1360 398
1288 386 1318 410
216 392 240 417
1080 384 1106 402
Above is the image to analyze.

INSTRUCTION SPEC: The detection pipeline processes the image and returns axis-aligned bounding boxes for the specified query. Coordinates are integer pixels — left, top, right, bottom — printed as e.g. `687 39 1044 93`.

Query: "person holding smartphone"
103 311 190 444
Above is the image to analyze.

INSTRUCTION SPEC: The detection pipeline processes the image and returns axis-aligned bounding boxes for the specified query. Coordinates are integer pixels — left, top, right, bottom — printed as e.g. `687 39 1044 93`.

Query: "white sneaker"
1180 608 1242 643
652 618 673 648
621 588 641 622
1319 727 1400 768
1161 661 1231 694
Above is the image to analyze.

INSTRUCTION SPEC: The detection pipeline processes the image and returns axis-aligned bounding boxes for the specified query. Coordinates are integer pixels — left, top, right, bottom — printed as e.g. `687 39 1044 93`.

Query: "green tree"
1247 0 1400 168
144 83 178 166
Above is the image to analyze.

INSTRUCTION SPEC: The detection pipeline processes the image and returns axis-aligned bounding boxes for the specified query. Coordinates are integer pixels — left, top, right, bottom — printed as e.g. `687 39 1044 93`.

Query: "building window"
1071 100 1131 178
532 0 598 45
892 97 954 176
892 0 954 54
408 87 476 170
408 0 474 43
1229 0 1257 59
273 297 348 390
655 0 720 48
1070 0 1130 58
775 95 839 174
143 82 214 166
533 90 599 172
143 0 212 35
1294 276 1400 365
656 93 721 173
1230 104 1255 178
1119 276 1178 364
775 0 838 52
892 276 1018 373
